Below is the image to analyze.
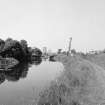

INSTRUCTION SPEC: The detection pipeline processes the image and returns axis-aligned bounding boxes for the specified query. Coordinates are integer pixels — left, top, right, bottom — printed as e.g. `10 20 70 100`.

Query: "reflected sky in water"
0 58 64 105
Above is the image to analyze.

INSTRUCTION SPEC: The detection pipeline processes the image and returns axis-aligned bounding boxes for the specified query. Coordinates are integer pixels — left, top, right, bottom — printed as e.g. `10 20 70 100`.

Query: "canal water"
0 58 64 105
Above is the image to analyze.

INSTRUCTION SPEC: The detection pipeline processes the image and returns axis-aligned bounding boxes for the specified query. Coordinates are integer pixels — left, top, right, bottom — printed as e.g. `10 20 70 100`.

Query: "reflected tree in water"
49 55 56 62
0 57 42 85
30 57 42 66
5 62 29 81
0 62 29 84
0 72 5 84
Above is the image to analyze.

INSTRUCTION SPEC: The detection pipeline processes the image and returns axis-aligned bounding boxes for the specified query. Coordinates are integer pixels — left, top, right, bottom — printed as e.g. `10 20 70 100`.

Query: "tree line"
0 38 42 62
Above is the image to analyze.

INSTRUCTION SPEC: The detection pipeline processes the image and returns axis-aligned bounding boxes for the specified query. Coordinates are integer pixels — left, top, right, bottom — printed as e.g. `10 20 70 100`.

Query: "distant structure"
43 47 47 55
88 49 100 55
67 37 72 55
48 49 52 56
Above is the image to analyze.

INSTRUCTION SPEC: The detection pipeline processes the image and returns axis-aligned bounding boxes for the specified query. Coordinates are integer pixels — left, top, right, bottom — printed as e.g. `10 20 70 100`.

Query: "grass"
37 53 105 105
86 53 105 70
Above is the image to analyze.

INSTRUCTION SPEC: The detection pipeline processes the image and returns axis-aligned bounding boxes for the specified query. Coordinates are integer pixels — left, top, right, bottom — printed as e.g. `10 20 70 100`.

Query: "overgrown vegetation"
0 38 42 62
37 54 105 105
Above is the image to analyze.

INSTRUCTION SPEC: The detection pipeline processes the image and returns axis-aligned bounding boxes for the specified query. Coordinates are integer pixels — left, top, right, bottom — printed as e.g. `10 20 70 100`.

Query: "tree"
32 47 42 57
20 40 28 56
5 38 13 42
3 38 15 51
0 38 42 62
0 39 5 52
0 38 25 61
71 49 76 54
57 49 62 54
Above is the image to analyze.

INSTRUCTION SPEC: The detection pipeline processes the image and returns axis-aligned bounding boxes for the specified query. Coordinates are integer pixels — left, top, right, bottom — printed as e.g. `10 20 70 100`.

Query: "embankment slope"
38 54 105 105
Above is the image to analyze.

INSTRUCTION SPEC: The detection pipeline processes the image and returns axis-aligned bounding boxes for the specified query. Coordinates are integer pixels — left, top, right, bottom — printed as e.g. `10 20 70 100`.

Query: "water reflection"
49 55 56 62
30 57 42 66
0 57 42 84
0 62 28 84
5 62 29 81
0 57 64 105
0 72 5 84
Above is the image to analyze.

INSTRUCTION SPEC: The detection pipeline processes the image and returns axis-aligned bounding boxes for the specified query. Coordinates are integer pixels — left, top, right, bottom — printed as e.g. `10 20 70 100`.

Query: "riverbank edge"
37 54 105 105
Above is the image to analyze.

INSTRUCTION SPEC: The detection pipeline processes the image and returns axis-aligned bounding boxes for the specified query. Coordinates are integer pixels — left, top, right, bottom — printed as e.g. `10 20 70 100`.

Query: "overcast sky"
0 0 105 52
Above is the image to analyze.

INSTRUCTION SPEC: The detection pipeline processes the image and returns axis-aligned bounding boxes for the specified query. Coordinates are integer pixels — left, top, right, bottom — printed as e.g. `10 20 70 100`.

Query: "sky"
0 0 105 52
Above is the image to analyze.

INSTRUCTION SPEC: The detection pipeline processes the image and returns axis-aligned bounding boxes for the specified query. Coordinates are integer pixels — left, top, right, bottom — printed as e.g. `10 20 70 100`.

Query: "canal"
0 58 64 105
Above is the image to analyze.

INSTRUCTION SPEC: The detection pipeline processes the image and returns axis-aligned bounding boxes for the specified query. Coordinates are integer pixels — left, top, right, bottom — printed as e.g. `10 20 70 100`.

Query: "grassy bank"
37 54 105 105
86 53 105 70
